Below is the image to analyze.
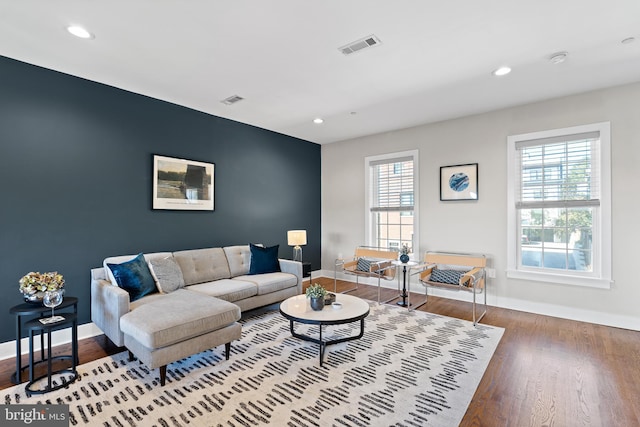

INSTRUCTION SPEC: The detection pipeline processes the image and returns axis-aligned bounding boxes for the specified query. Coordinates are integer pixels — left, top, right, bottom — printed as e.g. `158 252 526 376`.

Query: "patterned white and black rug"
3 301 503 426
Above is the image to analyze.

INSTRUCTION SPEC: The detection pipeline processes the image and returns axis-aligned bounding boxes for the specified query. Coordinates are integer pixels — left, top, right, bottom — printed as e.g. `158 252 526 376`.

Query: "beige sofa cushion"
129 292 166 310
234 272 298 295
186 279 257 302
120 289 240 349
223 245 251 277
173 248 231 285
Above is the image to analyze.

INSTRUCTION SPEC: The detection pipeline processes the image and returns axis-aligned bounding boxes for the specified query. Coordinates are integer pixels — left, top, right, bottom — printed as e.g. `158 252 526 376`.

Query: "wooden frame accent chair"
414 252 487 325
334 246 397 299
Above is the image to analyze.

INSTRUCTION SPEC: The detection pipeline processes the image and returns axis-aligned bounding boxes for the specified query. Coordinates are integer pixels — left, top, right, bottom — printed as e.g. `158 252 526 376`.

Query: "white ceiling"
1 1 639 144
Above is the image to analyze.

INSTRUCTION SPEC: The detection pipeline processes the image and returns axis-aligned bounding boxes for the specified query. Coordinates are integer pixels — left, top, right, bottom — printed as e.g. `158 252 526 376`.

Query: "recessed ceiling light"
549 51 568 64
492 66 511 77
621 37 636 45
67 25 94 39
313 118 324 124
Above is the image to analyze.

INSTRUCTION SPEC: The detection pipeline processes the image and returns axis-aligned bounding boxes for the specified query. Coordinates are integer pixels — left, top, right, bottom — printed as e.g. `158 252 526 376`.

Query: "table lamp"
287 230 307 262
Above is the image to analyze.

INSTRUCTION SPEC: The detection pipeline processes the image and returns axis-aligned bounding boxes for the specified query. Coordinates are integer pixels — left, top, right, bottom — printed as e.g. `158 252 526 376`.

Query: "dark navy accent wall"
0 56 321 343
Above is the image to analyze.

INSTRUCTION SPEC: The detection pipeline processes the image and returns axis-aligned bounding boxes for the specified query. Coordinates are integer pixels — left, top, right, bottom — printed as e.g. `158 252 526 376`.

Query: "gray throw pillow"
356 257 384 273
356 257 373 272
429 269 468 285
148 256 185 293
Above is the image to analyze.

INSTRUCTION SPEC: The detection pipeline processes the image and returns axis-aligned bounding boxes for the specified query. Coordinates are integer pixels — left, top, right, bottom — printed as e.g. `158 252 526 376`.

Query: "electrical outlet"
485 268 496 279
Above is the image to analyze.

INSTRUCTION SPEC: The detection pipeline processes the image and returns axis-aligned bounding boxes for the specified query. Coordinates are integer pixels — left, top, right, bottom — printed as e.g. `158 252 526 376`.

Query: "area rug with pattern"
3 301 504 426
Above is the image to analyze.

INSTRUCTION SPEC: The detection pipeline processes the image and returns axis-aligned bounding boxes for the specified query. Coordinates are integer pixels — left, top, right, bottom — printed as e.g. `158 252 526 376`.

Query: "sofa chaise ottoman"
120 289 241 386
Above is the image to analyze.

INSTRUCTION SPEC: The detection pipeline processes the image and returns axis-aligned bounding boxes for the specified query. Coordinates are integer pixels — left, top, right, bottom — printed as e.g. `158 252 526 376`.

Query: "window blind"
515 132 600 209
370 158 414 213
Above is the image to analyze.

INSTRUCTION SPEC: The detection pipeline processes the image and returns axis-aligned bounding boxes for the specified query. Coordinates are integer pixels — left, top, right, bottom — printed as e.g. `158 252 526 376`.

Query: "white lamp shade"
287 230 307 246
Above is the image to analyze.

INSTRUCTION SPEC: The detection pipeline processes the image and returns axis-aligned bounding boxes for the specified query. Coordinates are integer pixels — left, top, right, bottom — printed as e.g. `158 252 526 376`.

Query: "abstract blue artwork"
440 163 478 201
449 172 470 192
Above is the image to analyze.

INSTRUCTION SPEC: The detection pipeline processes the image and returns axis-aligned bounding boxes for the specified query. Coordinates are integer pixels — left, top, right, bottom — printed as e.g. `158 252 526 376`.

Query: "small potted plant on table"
306 283 328 311
399 244 410 263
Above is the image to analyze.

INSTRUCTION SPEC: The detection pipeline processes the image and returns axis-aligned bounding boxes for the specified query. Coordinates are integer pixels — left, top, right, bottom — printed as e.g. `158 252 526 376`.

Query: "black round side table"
24 313 78 396
9 297 78 385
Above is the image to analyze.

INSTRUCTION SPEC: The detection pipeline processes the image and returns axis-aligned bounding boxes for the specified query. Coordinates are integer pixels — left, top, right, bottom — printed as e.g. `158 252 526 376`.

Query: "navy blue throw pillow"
107 253 158 301
249 244 281 275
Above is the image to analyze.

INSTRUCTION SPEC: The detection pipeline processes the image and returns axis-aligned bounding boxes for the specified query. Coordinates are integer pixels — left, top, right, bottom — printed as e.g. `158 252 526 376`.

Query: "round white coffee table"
279 293 370 366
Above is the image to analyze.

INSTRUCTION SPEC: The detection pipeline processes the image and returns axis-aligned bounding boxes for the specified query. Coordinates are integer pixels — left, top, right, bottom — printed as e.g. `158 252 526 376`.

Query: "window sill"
506 269 612 289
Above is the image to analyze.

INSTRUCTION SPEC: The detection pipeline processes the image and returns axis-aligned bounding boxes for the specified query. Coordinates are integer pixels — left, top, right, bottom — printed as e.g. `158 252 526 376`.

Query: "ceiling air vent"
339 34 382 55
221 95 244 105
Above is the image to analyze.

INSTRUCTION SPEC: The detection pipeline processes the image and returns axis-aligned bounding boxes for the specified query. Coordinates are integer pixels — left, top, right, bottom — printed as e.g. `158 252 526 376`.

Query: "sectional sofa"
90 244 302 385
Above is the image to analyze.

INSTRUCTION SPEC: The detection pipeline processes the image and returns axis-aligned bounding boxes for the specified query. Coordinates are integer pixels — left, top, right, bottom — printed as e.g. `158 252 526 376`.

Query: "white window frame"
365 150 419 257
506 122 612 288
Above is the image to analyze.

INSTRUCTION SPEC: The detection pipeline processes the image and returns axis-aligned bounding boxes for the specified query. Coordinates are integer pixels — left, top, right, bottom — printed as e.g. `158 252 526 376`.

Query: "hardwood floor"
2 277 639 426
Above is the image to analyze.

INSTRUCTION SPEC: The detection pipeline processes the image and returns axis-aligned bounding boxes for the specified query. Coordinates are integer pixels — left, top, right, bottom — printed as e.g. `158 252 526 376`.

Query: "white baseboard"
0 322 103 361
322 269 640 331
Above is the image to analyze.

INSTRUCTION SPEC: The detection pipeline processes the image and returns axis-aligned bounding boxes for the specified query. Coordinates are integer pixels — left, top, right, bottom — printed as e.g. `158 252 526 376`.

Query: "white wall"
322 82 640 330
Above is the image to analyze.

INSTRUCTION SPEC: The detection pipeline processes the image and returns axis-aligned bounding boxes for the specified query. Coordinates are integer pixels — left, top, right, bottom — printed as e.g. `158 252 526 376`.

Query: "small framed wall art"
440 163 478 201
153 155 215 210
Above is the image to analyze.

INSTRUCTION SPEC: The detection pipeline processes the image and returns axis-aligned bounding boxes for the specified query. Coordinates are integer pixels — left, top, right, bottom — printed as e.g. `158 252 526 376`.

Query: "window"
400 192 414 216
507 122 611 288
365 150 419 254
